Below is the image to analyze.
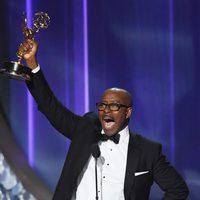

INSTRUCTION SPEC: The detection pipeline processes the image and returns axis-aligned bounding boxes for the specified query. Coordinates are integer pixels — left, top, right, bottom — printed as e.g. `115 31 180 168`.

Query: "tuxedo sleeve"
26 69 81 140
153 145 189 199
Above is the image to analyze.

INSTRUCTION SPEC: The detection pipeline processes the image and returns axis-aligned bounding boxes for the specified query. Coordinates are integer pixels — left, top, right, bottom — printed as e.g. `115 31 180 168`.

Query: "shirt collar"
101 126 129 144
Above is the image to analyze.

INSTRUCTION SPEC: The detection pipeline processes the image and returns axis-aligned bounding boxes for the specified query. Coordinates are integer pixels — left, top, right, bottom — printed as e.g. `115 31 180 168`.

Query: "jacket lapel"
124 133 141 200
73 116 102 178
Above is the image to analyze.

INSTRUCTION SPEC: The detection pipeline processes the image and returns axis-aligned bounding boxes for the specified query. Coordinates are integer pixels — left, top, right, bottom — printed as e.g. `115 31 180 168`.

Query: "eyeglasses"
96 102 130 111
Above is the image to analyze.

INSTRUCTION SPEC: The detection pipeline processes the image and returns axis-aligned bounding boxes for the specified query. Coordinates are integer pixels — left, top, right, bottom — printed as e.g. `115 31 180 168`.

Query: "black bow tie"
100 133 120 144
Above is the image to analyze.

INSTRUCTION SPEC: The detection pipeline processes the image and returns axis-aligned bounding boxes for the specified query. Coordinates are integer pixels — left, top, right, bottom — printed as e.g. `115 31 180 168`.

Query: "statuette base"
0 61 32 81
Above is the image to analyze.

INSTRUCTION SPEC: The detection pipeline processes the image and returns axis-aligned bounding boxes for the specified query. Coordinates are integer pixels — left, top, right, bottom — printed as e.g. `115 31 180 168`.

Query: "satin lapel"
124 133 141 200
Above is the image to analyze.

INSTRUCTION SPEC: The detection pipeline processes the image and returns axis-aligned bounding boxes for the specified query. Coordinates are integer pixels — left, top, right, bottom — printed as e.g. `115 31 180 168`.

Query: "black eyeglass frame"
96 102 131 111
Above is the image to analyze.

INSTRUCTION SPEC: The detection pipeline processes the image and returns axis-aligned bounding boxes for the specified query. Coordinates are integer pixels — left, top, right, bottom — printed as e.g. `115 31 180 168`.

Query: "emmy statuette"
0 12 50 81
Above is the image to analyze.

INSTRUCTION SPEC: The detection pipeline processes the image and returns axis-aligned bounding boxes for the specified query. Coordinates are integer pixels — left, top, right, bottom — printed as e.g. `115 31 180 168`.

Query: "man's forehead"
101 90 127 101
101 88 132 105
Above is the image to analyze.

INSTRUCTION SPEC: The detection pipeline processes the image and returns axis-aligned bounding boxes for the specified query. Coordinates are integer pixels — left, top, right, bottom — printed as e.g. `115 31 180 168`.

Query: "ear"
126 107 133 119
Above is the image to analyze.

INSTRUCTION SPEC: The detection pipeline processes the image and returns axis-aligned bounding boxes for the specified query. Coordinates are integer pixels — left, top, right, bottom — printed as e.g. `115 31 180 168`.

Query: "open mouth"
103 116 115 129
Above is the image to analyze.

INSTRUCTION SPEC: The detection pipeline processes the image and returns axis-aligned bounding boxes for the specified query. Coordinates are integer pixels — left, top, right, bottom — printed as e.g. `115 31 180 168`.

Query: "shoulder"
131 133 162 154
83 111 98 120
82 112 101 127
135 133 161 146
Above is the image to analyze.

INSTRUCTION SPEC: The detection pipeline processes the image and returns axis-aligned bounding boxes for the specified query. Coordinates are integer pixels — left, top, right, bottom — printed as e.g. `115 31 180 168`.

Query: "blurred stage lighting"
0 151 36 200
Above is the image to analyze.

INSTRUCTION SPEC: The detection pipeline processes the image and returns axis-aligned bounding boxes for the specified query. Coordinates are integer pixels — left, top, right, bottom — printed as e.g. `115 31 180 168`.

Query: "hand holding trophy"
0 12 50 81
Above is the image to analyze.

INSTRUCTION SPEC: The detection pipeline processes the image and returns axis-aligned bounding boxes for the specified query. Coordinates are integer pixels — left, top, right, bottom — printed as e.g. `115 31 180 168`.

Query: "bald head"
102 87 133 107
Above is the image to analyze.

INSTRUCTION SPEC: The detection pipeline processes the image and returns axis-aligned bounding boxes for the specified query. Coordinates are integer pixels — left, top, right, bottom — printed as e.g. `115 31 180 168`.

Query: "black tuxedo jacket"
27 70 189 200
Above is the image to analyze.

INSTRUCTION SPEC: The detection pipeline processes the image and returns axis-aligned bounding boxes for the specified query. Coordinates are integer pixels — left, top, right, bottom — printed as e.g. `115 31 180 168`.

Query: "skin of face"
98 88 133 136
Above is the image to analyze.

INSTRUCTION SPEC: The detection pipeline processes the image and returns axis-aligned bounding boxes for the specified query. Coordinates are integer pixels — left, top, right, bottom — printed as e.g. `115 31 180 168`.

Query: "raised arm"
18 39 81 140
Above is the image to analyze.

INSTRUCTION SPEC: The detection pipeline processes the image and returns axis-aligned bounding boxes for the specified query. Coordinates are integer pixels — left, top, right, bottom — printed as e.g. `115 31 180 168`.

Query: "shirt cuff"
31 65 40 73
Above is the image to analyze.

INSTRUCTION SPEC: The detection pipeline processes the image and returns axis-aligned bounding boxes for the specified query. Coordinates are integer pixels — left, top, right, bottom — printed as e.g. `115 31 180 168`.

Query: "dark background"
0 0 199 199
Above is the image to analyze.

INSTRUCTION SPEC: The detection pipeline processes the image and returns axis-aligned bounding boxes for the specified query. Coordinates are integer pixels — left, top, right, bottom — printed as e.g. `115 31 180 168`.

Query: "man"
20 39 189 199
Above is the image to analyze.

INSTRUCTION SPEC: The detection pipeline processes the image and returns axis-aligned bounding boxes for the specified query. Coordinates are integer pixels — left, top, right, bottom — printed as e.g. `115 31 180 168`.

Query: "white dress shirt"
73 126 130 200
